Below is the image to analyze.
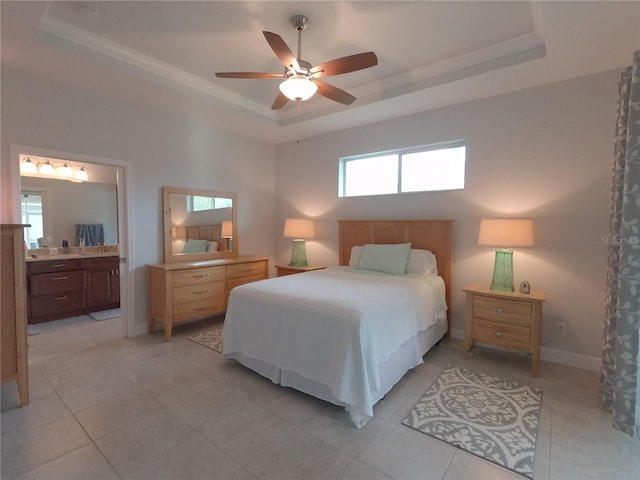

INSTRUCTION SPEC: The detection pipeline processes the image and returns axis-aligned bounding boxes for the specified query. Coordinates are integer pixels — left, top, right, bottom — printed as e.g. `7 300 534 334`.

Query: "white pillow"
356 243 412 275
349 246 363 266
207 241 219 252
406 249 438 275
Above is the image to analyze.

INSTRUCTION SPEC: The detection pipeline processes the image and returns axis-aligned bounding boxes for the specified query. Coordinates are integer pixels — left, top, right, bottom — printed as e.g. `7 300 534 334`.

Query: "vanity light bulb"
39 160 55 175
57 163 73 178
21 158 38 173
74 167 88 182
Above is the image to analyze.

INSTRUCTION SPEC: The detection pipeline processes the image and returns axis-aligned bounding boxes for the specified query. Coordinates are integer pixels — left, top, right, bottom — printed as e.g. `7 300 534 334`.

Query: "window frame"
338 139 466 198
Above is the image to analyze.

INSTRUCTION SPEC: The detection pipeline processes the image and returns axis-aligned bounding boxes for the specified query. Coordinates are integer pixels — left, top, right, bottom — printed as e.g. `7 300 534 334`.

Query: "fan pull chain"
296 100 302 144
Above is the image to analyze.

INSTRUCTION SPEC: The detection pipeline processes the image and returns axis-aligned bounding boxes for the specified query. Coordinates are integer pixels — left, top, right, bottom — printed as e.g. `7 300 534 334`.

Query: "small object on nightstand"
275 265 326 277
463 284 546 376
519 281 531 294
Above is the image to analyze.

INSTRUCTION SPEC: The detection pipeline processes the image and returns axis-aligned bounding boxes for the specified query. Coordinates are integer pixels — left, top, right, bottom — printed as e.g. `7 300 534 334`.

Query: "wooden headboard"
185 224 222 246
338 219 454 324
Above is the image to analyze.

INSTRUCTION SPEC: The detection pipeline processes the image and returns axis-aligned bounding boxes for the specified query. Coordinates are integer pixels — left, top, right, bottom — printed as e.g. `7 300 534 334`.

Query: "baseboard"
447 327 601 372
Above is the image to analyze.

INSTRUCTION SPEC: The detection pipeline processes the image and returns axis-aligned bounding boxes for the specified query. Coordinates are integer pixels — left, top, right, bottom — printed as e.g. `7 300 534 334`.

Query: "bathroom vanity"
26 251 120 324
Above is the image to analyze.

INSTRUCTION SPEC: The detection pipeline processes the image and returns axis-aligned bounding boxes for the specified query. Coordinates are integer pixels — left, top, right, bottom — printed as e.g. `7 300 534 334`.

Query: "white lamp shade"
279 75 318 101
21 158 38 173
284 218 315 239
221 221 233 238
478 218 534 247
56 163 73 178
74 167 89 182
39 160 55 175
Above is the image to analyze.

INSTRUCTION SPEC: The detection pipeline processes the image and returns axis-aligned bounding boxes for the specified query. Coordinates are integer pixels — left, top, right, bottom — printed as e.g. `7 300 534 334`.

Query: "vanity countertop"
26 252 120 262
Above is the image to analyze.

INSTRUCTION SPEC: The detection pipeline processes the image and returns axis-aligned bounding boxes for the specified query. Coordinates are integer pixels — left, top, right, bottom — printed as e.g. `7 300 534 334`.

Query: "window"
187 195 232 212
339 141 466 197
21 191 44 248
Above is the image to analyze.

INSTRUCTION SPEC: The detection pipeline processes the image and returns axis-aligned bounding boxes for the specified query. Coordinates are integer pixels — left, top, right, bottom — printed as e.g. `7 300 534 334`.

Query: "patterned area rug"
188 328 223 353
403 365 541 479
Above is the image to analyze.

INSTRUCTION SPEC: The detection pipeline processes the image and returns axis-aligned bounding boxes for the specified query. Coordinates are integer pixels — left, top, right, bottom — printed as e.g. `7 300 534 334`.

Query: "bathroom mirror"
163 186 237 263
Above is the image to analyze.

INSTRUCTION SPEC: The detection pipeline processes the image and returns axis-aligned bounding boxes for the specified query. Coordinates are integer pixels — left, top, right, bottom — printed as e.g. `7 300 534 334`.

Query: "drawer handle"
496 331 503 338
496 306 504 313
193 289 210 295
193 273 211 278
51 264 67 268
53 296 68 301
194 306 208 311
241 267 255 273
52 276 68 280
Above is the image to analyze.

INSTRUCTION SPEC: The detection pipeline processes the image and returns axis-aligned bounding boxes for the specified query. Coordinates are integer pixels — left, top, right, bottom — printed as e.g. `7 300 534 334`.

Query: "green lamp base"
288 239 308 267
490 249 515 292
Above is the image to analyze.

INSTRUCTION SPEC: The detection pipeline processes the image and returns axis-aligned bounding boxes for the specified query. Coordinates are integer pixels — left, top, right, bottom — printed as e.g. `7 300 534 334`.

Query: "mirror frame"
162 186 238 263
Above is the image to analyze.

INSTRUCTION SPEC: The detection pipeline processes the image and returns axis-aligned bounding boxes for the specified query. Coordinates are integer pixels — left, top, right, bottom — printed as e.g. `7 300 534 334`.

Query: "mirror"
163 186 237 263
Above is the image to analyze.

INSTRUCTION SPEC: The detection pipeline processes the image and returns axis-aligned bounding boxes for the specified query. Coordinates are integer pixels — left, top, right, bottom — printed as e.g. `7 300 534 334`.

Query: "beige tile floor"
2 314 639 480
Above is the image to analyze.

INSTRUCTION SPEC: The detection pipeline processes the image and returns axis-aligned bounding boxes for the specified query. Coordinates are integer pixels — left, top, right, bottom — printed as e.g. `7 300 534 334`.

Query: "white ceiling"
2 1 639 144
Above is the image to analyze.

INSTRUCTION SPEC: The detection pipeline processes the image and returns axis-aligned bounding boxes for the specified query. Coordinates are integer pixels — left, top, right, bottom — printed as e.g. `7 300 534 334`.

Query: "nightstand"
275 265 326 277
463 284 546 376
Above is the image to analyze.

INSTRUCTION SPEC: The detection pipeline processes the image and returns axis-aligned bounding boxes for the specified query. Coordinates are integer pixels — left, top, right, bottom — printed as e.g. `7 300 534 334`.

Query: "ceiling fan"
215 15 378 110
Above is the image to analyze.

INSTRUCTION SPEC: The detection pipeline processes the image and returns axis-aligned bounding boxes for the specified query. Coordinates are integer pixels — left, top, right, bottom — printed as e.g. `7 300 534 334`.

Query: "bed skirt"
225 315 447 427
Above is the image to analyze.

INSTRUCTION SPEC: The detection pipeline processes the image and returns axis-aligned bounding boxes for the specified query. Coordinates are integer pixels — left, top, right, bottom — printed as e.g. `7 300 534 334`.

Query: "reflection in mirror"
163 186 237 263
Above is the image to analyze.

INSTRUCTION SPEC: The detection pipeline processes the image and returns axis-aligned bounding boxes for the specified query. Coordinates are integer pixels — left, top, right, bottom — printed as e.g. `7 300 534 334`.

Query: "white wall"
275 69 620 367
1 68 277 332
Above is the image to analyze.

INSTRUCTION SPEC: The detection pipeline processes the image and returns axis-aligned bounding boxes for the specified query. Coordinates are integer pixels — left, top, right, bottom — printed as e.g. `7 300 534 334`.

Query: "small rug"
188 328 223 354
89 308 121 321
402 365 541 479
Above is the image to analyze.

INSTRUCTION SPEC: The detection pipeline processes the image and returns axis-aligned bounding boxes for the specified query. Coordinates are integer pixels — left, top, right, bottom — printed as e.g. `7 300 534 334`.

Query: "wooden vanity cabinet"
26 255 120 323
86 256 120 310
147 255 268 341
27 259 86 323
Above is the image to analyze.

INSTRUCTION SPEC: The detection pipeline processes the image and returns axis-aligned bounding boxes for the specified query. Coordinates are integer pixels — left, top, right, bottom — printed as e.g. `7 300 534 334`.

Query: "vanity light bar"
20 157 89 182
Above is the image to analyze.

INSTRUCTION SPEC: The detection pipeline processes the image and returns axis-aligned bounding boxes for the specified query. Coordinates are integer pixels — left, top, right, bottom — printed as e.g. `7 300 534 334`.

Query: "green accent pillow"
356 243 412 275
182 239 210 253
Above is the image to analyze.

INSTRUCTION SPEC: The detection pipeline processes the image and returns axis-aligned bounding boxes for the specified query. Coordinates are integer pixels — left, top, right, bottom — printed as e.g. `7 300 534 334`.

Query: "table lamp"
478 217 534 292
284 218 315 267
221 221 233 250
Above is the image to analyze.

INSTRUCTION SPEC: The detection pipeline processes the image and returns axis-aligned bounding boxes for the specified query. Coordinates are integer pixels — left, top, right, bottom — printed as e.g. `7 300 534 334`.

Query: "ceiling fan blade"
263 31 300 72
271 92 289 110
312 80 356 105
310 52 378 78
215 72 284 79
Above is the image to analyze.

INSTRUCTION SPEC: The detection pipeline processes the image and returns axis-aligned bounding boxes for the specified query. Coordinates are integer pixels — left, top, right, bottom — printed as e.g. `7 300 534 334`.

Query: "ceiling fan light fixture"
279 75 317 101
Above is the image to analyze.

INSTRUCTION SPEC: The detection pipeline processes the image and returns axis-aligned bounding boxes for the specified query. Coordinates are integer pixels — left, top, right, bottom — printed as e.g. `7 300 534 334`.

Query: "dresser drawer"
472 318 531 351
29 290 86 318
172 266 224 287
27 259 84 275
30 271 86 295
173 296 225 321
472 295 532 326
173 281 224 305
226 261 266 281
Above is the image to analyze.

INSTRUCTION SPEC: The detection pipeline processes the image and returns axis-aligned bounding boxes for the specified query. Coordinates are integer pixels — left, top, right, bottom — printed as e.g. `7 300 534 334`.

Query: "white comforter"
223 267 446 425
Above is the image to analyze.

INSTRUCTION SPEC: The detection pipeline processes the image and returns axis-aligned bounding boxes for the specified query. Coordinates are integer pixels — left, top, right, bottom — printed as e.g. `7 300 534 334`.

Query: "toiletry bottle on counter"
80 238 85 252
62 235 68 248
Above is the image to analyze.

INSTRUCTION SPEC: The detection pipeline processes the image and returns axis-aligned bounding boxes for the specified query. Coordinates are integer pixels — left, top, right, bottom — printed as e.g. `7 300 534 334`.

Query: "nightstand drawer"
472 295 532 326
472 318 531 350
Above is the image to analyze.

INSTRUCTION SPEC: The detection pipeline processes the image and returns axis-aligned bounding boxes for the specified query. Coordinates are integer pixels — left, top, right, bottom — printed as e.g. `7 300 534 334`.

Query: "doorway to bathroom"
10 144 134 338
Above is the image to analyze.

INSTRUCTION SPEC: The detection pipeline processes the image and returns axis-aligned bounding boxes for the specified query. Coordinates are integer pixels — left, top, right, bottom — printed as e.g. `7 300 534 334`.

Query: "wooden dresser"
463 284 546 376
1 224 29 406
146 255 268 341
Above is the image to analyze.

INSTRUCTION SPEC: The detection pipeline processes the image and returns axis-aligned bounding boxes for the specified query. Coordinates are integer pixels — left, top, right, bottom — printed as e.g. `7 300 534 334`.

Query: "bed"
223 219 453 427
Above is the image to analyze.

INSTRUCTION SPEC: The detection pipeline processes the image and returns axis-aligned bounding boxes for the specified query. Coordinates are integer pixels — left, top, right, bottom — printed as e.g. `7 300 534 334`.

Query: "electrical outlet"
556 321 567 336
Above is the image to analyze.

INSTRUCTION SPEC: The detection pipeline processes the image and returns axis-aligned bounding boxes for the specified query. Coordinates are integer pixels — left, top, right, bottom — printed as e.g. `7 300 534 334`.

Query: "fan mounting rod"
291 15 309 60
